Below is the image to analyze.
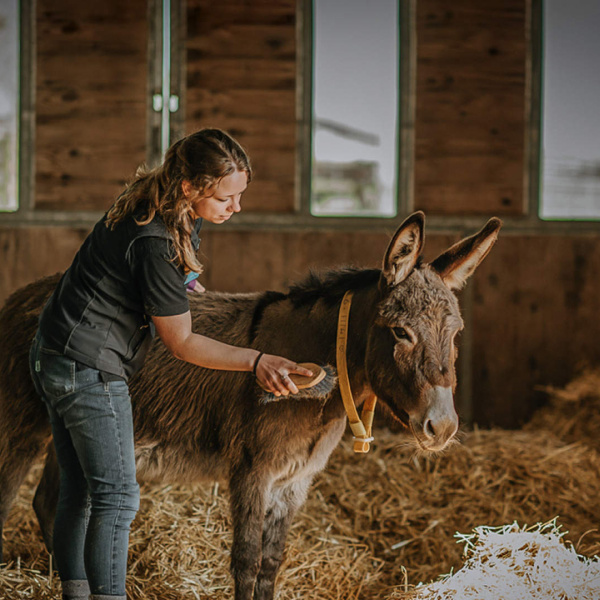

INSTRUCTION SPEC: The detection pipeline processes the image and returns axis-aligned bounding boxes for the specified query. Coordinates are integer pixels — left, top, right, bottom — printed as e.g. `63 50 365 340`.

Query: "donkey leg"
253 480 311 600
228 464 268 600
0 438 47 563
32 442 59 554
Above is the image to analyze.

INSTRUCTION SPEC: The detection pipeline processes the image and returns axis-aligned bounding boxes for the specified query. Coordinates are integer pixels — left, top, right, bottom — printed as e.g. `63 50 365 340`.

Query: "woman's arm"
152 311 312 397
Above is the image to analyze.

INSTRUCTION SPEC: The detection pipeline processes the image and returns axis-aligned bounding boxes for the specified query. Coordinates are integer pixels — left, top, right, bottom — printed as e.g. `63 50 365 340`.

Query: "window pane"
311 0 398 217
541 0 600 219
0 0 19 211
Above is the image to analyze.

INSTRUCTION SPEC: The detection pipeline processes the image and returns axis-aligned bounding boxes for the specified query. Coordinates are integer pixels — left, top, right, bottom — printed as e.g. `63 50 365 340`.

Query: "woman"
29 129 310 600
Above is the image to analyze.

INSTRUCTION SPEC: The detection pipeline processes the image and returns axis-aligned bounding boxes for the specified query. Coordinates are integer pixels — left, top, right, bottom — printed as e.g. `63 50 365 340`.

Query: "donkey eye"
392 327 412 342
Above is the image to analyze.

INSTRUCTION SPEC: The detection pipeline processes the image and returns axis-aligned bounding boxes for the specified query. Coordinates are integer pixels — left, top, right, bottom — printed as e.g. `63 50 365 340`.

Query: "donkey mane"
284 256 427 307
287 267 381 307
248 268 381 341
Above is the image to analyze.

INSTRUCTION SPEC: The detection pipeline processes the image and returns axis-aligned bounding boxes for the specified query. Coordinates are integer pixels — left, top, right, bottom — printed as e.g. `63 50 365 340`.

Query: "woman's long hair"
106 129 252 273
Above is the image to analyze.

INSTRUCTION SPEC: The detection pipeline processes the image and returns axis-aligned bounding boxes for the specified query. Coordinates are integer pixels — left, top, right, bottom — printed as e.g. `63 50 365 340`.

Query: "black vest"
39 213 201 379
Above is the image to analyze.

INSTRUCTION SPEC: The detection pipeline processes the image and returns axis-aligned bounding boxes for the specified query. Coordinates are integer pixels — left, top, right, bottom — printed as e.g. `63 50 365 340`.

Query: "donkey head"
366 212 501 452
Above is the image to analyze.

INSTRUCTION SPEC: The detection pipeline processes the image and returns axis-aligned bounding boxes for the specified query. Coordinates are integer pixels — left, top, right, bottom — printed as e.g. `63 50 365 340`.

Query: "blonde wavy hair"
106 129 252 273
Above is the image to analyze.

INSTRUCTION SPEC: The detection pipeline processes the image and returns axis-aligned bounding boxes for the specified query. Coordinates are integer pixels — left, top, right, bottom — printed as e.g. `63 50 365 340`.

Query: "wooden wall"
185 0 297 213
2 0 600 429
414 0 528 216
471 234 600 426
35 0 147 211
0 227 89 298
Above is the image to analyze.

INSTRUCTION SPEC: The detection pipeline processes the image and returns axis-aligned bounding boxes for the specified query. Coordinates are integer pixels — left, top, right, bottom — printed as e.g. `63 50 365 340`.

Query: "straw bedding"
2 375 600 599
526 367 600 453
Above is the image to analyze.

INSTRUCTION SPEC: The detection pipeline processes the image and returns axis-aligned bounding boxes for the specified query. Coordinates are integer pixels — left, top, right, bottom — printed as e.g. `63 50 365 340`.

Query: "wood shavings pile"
389 520 600 600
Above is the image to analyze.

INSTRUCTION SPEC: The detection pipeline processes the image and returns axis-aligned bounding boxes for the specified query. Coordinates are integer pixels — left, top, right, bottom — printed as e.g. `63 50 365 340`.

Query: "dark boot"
62 579 90 600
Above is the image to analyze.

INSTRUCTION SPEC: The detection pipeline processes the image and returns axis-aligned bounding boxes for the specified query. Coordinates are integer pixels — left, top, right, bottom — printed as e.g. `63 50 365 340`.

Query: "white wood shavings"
408 520 600 600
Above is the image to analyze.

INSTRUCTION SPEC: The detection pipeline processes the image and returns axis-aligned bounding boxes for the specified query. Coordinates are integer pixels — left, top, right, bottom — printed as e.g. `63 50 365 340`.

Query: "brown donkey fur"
0 213 501 600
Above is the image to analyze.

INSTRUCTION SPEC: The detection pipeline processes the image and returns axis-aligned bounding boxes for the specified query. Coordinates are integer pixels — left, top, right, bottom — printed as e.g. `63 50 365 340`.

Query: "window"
0 0 19 211
311 0 399 217
540 0 600 220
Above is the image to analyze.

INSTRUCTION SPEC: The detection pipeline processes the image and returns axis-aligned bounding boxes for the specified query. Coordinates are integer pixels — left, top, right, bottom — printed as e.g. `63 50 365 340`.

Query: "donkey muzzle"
413 385 458 451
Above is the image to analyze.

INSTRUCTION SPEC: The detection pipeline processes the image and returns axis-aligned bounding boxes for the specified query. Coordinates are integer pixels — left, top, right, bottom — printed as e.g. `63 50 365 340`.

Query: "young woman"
29 129 310 600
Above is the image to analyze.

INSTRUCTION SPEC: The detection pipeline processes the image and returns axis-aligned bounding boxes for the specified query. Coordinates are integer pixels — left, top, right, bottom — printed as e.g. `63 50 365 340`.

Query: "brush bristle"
258 364 337 405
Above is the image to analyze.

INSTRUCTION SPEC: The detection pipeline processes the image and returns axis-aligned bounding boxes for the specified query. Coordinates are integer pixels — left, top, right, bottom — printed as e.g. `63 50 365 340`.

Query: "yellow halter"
336 291 378 453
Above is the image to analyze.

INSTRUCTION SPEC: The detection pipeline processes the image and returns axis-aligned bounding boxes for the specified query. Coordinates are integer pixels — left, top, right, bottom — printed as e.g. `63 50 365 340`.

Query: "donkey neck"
266 267 382 405
335 284 380 404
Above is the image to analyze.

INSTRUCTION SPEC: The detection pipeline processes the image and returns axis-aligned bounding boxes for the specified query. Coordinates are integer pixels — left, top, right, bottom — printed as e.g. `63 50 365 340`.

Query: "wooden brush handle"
288 363 327 390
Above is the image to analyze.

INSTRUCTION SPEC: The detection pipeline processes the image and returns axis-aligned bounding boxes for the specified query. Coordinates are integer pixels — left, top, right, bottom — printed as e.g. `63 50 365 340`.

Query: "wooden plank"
417 156 523 182
414 0 528 216
185 0 297 213
185 115 296 152
187 25 295 60
187 3 296 32
0 227 90 305
471 234 600 427
187 58 296 91
201 230 393 293
35 0 148 212
240 181 295 213
202 230 600 430
186 89 295 123
414 183 523 214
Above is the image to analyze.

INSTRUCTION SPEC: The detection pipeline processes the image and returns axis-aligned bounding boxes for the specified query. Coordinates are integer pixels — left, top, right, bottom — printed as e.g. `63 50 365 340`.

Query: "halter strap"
336 290 378 453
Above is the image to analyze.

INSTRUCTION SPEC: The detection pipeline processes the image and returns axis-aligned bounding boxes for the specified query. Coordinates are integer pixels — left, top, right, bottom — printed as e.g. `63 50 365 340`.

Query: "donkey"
0 212 500 600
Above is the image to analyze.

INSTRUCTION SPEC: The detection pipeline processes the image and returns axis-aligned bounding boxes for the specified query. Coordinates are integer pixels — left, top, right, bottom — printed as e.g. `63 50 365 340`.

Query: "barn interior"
1 0 600 598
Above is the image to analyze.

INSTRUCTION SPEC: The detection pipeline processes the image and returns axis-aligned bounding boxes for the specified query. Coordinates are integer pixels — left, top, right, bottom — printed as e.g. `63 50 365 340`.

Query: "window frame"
506 0 600 234
5 0 35 218
202 0 600 234
536 0 600 223
0 0 23 214
202 0 417 232
304 0 410 220
1 0 163 228
4 0 600 234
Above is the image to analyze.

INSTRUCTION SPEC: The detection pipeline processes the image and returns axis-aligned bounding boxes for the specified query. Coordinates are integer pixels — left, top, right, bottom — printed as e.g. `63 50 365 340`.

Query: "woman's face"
183 170 248 224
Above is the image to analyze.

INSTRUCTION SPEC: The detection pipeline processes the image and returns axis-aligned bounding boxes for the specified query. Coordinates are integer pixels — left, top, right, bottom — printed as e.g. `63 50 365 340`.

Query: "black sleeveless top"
39 213 202 380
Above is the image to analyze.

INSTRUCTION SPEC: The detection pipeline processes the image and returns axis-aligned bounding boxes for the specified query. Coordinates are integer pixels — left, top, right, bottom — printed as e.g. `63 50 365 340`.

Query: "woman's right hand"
254 353 313 397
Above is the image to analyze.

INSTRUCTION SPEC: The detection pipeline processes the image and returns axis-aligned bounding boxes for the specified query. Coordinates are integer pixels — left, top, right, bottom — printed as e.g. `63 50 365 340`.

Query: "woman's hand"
254 354 313 397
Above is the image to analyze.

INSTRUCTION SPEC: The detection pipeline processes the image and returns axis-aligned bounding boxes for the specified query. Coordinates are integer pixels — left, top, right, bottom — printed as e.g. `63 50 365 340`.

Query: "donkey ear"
382 211 425 286
430 217 502 290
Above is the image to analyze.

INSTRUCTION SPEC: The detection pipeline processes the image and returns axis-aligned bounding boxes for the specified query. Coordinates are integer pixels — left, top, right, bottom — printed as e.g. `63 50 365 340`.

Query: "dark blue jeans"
30 332 139 598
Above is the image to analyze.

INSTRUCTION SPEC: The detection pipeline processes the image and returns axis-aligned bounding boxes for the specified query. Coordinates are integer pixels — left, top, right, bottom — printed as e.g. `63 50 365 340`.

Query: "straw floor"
2 373 600 599
526 367 600 453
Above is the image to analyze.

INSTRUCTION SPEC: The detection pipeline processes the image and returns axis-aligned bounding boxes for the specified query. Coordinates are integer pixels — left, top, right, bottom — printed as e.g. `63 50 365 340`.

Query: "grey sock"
62 579 90 600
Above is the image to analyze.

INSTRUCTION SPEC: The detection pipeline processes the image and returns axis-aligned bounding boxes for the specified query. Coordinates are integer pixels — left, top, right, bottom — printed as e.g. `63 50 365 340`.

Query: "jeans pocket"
73 361 103 390
38 347 76 400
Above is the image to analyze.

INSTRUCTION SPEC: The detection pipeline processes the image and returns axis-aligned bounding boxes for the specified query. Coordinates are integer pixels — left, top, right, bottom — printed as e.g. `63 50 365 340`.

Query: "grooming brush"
258 363 338 404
